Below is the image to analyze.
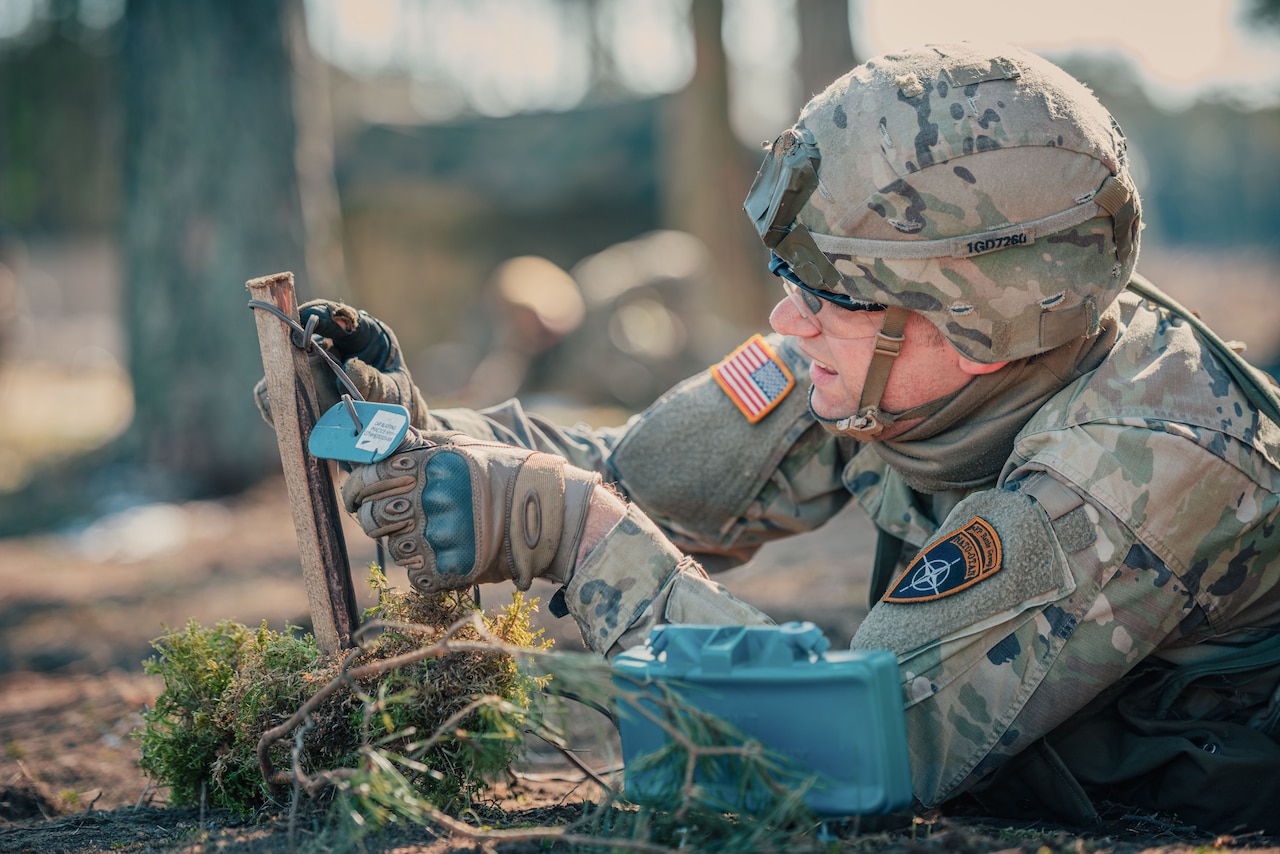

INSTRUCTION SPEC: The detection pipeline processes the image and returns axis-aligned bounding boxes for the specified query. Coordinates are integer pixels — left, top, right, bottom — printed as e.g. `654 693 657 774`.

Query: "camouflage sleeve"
563 503 774 657
583 333 856 563
436 334 856 568
430 398 626 477
851 421 1280 808
850 470 1177 806
618 418 855 568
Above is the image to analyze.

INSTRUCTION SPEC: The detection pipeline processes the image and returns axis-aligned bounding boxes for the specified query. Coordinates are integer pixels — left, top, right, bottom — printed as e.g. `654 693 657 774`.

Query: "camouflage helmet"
745 42 1141 367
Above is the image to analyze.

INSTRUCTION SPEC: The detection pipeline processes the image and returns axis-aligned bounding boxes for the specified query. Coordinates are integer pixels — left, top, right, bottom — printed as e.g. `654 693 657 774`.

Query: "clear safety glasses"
781 279 886 339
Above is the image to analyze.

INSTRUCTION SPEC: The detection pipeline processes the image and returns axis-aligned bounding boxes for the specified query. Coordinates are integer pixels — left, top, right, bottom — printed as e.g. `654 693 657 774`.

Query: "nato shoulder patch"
711 334 796 423
883 516 1002 603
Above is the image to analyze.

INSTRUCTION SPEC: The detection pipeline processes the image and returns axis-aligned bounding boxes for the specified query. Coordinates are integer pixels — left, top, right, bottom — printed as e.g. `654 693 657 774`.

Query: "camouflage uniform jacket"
429 288 1280 814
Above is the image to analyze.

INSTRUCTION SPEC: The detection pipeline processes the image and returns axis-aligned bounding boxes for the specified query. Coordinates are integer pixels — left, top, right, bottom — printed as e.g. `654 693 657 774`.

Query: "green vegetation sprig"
137 568 548 818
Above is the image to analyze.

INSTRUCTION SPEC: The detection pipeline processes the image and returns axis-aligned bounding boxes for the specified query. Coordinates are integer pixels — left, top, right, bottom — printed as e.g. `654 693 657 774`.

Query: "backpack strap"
1127 272 1280 426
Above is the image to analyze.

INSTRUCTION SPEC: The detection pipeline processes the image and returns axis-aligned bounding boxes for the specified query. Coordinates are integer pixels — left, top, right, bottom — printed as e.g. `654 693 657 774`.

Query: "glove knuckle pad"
390 534 423 562
420 450 479 581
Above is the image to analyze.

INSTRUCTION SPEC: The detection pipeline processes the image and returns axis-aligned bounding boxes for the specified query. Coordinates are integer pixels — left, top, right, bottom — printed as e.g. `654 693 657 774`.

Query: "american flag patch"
711 334 795 423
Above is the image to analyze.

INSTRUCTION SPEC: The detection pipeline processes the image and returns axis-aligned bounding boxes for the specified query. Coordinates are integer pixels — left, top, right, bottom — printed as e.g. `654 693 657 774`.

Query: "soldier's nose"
769 296 819 338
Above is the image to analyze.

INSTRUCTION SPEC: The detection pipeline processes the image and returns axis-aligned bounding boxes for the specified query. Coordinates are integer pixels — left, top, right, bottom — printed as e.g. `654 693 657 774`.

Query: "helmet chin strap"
809 306 957 441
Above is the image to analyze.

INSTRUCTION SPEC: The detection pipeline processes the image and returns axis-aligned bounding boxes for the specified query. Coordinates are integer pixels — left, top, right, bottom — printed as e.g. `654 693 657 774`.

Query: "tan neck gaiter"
869 305 1121 494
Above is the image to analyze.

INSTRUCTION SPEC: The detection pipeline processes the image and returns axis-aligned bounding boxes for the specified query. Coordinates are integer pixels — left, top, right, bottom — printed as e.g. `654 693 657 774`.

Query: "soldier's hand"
340 432 601 595
253 299 431 429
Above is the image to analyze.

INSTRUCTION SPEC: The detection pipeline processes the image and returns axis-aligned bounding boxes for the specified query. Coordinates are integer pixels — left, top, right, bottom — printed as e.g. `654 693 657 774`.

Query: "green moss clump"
137 569 550 818
138 618 279 810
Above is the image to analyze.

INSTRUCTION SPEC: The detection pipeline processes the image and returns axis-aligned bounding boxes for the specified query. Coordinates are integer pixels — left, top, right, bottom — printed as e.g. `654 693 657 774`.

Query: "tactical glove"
254 299 431 429
340 432 601 595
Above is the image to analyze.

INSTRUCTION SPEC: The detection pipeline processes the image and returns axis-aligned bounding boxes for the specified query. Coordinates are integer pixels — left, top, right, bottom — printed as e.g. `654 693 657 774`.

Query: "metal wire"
247 299 367 404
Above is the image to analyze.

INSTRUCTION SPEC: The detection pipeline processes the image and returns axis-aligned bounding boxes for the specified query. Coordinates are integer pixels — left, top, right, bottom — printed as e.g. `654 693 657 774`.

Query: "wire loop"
248 299 367 406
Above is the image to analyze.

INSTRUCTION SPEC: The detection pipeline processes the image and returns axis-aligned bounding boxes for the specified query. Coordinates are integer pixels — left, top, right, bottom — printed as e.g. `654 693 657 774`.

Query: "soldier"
277 44 1280 831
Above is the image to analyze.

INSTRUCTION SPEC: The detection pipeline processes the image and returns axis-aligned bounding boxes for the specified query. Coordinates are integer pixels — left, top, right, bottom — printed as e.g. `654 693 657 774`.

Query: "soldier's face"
769 295 993 438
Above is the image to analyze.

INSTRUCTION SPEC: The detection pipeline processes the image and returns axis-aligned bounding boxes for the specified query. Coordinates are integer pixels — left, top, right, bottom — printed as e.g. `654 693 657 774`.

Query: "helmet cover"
745 42 1141 364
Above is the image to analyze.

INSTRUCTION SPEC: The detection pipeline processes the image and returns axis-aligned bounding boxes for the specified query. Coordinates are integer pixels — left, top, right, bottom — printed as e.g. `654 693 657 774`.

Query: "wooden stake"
247 271 357 653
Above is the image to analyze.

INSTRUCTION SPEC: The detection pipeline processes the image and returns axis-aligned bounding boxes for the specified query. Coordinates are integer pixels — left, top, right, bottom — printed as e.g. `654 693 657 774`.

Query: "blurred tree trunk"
0 0 339 534
120 0 308 495
285 0 349 300
796 0 859 99
661 0 770 330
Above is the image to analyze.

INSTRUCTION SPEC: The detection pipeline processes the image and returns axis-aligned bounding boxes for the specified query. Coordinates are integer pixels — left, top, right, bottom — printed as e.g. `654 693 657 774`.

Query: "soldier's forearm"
562 501 772 657
430 400 623 481
576 486 628 566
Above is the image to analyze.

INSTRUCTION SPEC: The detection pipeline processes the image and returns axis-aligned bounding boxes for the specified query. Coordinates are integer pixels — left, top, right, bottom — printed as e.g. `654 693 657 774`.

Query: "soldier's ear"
915 312 1009 377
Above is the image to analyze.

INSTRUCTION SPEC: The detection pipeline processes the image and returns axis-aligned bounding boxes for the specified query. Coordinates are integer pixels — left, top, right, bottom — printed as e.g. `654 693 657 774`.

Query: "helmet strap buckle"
873 330 905 359
837 409 888 441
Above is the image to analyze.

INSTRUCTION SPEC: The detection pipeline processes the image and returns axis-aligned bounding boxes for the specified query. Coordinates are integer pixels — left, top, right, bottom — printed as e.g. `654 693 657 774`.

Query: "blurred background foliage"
0 0 1278 536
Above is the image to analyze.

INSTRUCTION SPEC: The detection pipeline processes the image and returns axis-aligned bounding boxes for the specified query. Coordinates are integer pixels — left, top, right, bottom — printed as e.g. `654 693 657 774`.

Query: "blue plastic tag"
308 400 410 464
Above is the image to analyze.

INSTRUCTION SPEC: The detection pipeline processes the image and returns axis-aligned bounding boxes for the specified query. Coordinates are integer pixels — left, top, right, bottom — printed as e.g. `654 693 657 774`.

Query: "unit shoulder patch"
883 516 1003 603
710 334 796 423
